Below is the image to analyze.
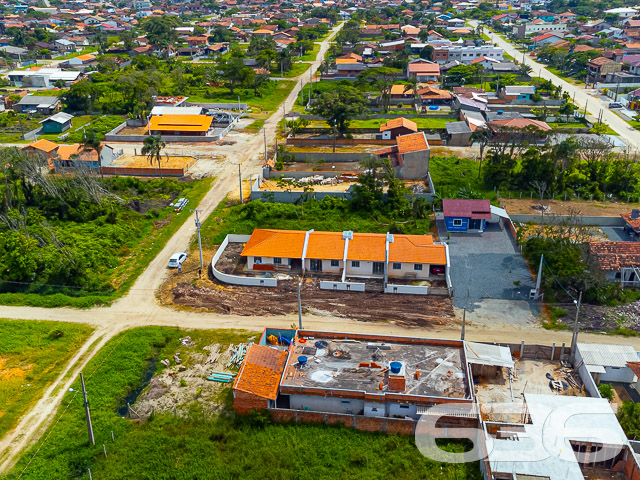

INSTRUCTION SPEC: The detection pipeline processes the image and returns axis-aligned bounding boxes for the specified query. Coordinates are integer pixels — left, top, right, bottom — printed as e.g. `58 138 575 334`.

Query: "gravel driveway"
438 220 535 311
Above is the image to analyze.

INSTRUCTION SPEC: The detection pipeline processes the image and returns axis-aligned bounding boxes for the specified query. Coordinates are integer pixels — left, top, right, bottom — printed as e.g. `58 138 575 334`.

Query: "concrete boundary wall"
211 234 278 287
384 284 428 295
287 152 374 162
320 280 366 292
510 214 624 226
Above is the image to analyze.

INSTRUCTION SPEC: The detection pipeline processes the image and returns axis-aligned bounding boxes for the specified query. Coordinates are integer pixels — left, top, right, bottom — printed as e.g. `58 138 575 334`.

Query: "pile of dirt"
551 301 640 333
171 277 455 328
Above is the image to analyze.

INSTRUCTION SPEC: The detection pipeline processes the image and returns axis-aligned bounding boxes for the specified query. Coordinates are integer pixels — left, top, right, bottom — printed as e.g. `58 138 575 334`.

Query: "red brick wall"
325 413 354 429
233 391 268 414
270 409 295 422
296 411 325 424
624 447 640 480
385 418 415 435
355 416 384 432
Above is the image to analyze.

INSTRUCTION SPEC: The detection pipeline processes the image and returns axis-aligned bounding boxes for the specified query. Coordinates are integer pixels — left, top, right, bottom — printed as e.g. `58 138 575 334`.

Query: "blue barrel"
298 355 308 366
390 361 402 374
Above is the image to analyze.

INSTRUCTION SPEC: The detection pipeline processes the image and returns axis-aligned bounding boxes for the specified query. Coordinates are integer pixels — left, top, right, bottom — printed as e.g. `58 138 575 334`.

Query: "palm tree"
404 77 419 112
470 128 492 177
142 135 166 178
82 129 104 179
519 63 533 78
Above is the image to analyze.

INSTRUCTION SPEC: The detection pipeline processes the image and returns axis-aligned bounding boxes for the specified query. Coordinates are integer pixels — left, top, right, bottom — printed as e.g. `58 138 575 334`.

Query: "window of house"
331 260 340 267
274 257 282 264
453 219 463 226
399 405 410 409
341 400 351 404
351 261 360 268
393 263 401 270
414 264 423 271
254 257 262 264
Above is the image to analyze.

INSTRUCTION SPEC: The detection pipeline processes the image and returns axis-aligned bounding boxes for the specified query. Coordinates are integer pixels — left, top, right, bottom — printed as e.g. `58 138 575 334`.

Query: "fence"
211 234 278 287
285 152 374 162
509 214 625 227
185 102 248 110
319 281 366 292
384 284 428 295
287 137 395 147
101 166 185 177
105 122 234 143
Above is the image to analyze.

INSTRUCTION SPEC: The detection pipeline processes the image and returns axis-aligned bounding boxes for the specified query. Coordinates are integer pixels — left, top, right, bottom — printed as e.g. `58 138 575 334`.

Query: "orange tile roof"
390 84 413 95
396 132 429 153
621 211 640 232
306 231 345 260
75 54 96 61
408 62 441 75
56 144 85 160
22 139 58 153
589 241 640 270
380 117 418 132
241 229 307 259
389 235 445 264
241 229 446 265
489 118 552 132
233 344 287 400
347 233 386 262
148 115 212 132
627 362 640 377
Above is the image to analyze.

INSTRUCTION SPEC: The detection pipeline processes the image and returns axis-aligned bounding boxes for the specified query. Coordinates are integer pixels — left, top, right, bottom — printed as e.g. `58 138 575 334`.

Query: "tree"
119 30 136 51
219 56 254 95
357 67 401 113
82 130 104 179
519 64 533 77
143 17 179 49
285 118 309 137
618 401 640 440
310 85 368 141
142 135 166 178
404 78 419 112
470 128 491 176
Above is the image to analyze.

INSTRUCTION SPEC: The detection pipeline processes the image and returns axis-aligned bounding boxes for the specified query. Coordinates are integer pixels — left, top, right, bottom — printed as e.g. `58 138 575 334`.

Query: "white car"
167 252 188 268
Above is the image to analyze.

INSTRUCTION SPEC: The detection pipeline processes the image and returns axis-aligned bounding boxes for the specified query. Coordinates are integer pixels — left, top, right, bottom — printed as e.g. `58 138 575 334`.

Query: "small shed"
442 199 492 233
379 117 418 139
576 342 639 385
39 112 73 134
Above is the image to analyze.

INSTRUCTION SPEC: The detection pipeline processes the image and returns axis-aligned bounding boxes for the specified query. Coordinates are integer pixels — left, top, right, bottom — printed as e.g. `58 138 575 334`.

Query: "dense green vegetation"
0 149 213 307
40 115 124 143
8 326 481 480
0 319 93 440
618 401 640 440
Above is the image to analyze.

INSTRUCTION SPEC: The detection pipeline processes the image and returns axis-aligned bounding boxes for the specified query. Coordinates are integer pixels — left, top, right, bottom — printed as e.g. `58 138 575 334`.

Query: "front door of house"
373 262 385 275
469 219 482 230
309 259 322 272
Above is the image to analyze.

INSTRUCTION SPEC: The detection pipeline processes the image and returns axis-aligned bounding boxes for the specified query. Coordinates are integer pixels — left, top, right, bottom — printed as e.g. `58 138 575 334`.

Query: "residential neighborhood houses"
1 0 640 479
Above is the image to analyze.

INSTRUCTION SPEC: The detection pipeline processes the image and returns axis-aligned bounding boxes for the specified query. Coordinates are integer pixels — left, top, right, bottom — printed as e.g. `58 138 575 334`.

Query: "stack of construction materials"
207 371 237 383
227 343 253 368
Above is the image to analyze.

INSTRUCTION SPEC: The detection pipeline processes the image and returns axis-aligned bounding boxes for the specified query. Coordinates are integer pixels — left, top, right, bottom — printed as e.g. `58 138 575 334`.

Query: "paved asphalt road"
469 20 640 152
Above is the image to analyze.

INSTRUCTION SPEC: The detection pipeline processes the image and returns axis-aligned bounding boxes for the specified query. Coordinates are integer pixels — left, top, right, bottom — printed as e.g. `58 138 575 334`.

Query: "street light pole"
570 291 582 361
191 209 203 269
263 126 267 163
282 104 287 137
232 163 243 203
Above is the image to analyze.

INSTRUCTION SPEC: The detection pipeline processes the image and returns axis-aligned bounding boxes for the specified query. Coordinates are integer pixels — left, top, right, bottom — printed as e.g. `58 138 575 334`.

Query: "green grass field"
0 319 93 440
429 156 496 200
187 80 296 113
8 326 481 480
272 62 311 78
299 43 320 61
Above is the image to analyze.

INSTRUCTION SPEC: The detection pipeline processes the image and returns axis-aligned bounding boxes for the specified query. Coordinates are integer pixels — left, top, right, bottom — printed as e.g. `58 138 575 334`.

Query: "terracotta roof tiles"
588 241 640 270
233 344 287 400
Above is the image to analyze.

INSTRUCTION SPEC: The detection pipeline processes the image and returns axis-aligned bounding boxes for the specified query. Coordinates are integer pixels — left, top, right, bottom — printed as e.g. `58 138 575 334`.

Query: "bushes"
598 384 614 401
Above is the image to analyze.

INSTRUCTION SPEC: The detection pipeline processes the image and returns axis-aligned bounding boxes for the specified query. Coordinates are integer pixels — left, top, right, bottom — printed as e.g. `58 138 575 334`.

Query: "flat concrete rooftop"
280 331 470 399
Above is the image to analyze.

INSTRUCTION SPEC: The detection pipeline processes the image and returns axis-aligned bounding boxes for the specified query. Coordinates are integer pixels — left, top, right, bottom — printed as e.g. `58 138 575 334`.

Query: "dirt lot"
501 198 640 216
545 301 640 334
112 154 198 170
170 278 455 328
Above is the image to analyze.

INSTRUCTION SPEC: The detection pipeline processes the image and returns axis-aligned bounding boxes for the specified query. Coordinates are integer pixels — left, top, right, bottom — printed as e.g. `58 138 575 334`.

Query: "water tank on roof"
497 110 503 115
298 355 307 366
632 209 640 219
390 361 402 374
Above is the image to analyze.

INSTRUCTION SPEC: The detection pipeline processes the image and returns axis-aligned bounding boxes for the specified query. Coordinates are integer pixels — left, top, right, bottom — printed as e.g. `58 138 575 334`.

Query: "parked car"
167 252 187 268
608 102 623 109
430 266 445 275
173 197 189 212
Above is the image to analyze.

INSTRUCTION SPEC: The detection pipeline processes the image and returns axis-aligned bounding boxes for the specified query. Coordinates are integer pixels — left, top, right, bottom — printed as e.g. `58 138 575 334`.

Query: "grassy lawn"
627 120 640 131
271 62 311 78
244 119 265 130
429 155 496 200
0 177 214 308
295 80 376 106
547 67 584 85
548 122 585 128
299 43 320 62
30 89 66 97
8 326 481 480
0 319 94 440
39 115 125 143
0 114 45 143
187 80 295 114
55 47 99 60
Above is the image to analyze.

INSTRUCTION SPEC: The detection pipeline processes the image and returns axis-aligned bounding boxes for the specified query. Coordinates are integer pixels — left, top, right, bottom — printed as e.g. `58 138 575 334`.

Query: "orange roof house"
375 132 430 180
621 209 640 236
379 117 418 139
232 344 288 413
148 115 213 136
239 228 447 282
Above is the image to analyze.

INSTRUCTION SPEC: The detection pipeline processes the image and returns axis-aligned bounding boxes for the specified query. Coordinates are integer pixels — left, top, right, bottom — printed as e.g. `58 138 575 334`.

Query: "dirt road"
0 23 347 475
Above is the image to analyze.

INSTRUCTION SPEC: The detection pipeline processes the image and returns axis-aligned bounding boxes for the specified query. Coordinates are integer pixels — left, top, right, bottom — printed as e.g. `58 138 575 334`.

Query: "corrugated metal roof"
466 342 514 368
417 404 478 418
578 343 638 368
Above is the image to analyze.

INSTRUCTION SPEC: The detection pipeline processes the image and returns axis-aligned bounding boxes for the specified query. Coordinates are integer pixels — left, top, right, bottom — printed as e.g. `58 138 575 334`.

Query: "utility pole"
534 254 543 300
282 104 287 137
263 126 267 163
231 163 243 203
615 75 621 102
570 291 582 361
191 209 203 269
461 308 466 340
80 373 95 446
297 280 303 329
